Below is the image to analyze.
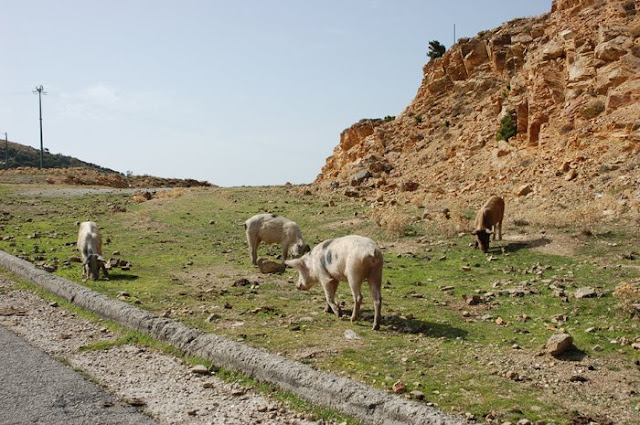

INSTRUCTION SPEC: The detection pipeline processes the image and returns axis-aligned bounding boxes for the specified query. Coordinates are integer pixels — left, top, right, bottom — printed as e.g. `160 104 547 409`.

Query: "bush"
580 100 605 120
427 40 446 61
623 0 636 15
383 115 395 122
614 280 640 316
371 208 412 237
496 111 517 141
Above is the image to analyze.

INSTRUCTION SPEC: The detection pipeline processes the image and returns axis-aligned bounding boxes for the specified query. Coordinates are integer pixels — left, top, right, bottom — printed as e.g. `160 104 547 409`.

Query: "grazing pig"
471 195 505 253
244 213 309 265
285 235 383 330
77 221 108 280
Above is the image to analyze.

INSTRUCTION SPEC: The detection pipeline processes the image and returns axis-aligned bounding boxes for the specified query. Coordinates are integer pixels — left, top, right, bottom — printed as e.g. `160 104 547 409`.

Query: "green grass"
1 183 639 424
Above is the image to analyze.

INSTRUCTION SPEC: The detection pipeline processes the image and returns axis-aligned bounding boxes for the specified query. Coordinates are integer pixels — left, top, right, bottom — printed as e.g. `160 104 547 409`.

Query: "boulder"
515 184 533 197
546 333 574 356
574 286 597 298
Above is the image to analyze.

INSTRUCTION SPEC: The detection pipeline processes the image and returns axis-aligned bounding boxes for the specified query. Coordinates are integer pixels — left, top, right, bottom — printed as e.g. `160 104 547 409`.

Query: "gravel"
0 275 322 425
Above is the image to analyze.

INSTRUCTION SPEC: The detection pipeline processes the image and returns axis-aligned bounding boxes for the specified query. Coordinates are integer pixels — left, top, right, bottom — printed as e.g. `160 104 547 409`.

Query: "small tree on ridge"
427 40 446 61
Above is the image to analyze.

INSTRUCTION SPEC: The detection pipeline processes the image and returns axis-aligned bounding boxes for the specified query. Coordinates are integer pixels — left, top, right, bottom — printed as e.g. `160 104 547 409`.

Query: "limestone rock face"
315 0 640 225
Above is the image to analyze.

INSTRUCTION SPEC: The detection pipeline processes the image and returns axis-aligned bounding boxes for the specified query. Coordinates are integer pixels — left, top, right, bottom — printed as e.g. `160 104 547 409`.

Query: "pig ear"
471 229 478 235
485 228 493 235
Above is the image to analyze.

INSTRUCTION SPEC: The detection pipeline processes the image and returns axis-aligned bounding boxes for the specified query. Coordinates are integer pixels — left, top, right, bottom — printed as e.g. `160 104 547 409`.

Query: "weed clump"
580 100 605 120
614 280 640 316
371 208 412 237
496 111 517 142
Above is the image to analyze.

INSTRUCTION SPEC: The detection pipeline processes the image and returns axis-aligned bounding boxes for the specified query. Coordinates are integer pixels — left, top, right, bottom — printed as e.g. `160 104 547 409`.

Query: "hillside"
0 139 117 172
0 140 212 188
314 0 640 228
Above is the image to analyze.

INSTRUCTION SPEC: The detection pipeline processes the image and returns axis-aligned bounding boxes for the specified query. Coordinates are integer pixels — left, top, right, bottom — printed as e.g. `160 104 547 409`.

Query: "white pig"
286 235 383 330
244 213 309 265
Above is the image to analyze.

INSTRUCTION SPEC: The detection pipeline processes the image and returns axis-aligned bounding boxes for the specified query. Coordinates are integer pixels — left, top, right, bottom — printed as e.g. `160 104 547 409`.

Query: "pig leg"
321 278 341 318
497 220 503 241
368 267 383 331
347 277 363 323
247 232 260 265
280 243 288 263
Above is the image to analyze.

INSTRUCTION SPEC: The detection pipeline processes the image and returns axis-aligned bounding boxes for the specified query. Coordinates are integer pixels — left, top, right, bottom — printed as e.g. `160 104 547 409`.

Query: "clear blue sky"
1 1 550 187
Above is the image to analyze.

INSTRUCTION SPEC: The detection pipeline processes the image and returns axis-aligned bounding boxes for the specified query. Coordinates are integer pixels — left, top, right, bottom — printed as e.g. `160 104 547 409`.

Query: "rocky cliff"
315 0 640 226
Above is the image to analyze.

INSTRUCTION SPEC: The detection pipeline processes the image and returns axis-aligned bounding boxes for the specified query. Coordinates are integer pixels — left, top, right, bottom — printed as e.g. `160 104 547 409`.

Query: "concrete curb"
0 250 468 425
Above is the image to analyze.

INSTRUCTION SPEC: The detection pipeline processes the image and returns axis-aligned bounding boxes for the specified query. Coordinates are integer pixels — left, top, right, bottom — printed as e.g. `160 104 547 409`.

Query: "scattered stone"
464 294 481 305
593 344 603 352
409 390 425 400
190 365 209 375
399 181 419 192
546 333 574 356
344 329 360 340
565 169 578 181
0 307 27 316
569 375 588 382
257 258 286 274
187 409 198 416
585 327 596 333
575 287 597 299
127 397 146 406
205 313 221 322
42 264 57 273
350 169 371 185
392 381 406 394
496 317 507 326
515 184 533 197
112 250 121 256
505 370 520 381
233 278 251 287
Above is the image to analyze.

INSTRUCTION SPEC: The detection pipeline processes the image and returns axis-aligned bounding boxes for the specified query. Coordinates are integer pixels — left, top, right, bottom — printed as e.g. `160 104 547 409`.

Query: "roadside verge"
0 250 468 425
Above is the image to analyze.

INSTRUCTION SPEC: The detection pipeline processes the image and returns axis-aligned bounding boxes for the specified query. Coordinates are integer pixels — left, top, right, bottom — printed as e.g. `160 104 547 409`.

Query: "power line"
32 85 47 169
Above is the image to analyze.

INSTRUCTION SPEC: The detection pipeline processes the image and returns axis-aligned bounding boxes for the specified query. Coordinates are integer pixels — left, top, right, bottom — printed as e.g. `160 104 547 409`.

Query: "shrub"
371 208 412 237
415 115 423 124
427 40 446 61
623 0 636 15
383 115 395 122
496 111 517 142
614 280 640 316
580 100 605 120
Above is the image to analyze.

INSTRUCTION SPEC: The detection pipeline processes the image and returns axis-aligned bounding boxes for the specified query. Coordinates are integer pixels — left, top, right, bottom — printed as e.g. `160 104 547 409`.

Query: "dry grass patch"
614 279 640 316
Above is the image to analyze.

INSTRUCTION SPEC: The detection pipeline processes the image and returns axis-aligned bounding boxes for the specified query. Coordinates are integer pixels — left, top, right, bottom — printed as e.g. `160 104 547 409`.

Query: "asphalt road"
0 325 158 425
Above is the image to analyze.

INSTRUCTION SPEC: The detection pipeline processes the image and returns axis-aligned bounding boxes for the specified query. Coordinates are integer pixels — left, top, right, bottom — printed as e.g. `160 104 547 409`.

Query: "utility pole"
3 132 7 169
453 24 456 46
33 85 47 169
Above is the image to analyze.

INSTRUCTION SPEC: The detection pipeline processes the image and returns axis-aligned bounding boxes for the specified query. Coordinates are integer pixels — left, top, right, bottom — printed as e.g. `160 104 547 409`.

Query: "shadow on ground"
105 274 139 281
385 315 468 338
503 237 552 254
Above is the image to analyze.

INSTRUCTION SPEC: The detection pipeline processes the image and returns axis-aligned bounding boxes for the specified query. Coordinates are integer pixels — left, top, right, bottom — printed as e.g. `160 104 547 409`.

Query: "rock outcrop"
315 0 640 225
